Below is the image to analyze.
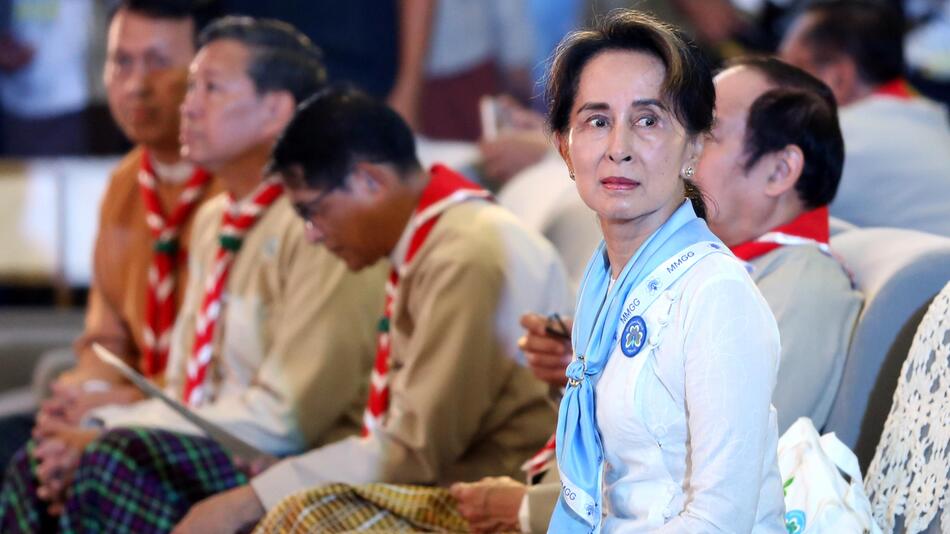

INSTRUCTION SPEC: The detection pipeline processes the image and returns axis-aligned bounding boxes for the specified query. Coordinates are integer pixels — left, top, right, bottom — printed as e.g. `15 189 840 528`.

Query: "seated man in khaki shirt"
173 86 573 533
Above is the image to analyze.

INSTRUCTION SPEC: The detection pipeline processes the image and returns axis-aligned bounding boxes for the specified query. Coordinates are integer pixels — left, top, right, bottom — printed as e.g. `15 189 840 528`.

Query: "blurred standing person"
420 0 535 140
0 0 92 155
211 0 435 130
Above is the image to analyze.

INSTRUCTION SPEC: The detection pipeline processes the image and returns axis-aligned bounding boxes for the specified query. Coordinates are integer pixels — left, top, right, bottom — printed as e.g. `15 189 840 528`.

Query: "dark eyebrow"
631 98 668 111
576 98 668 115
576 102 609 115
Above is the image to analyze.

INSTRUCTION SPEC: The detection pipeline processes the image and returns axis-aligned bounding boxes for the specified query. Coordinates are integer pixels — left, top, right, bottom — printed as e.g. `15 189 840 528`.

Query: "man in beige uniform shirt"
171 87 572 533
0 0 222 469
0 17 385 534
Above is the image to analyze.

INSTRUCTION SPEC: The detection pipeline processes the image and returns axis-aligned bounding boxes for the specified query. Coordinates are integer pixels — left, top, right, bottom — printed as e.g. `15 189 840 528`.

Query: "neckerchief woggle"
551 200 727 533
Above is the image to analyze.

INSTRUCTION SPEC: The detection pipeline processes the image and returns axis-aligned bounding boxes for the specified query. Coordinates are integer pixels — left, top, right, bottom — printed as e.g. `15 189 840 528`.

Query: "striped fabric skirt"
254 483 471 533
0 427 246 533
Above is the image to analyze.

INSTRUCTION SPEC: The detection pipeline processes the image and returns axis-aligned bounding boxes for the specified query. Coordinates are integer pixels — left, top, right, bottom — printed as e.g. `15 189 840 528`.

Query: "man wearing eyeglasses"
172 86 572 534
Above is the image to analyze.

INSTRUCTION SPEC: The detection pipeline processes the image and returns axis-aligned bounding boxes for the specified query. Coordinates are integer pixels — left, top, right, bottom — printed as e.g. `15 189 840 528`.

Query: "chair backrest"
830 216 859 237
864 281 950 534
825 228 950 467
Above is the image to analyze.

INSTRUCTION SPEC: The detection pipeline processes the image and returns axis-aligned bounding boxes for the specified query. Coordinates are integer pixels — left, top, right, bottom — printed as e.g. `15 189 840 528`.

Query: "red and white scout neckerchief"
730 206 832 264
874 78 916 100
138 150 212 377
522 433 556 480
183 177 285 406
362 165 492 436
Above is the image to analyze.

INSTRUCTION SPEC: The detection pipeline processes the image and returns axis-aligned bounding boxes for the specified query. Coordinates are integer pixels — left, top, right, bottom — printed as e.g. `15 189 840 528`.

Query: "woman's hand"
519 313 573 387
450 476 526 533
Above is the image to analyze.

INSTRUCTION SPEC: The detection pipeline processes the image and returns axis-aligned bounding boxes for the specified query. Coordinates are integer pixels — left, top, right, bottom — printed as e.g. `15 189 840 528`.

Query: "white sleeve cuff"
251 435 383 511
518 493 531 533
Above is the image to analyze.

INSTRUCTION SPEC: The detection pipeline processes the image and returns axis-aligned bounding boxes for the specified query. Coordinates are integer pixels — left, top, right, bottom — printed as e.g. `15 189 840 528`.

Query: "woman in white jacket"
546 10 786 533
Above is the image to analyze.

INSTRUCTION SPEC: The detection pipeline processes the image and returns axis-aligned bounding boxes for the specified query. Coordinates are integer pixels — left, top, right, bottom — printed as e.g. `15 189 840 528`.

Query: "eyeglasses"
292 187 336 225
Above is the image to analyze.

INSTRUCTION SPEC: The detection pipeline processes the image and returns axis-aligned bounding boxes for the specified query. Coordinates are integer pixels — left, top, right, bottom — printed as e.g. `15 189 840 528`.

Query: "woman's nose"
607 127 633 163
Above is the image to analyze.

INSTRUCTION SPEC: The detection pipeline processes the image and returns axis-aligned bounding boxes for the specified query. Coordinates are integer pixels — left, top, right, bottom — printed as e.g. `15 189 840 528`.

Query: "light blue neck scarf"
550 200 721 533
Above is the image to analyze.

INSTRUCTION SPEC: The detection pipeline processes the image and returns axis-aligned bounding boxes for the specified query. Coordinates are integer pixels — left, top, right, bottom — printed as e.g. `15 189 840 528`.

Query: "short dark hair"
269 86 421 191
545 9 715 218
198 16 327 104
727 55 836 109
108 0 214 38
728 57 844 208
794 0 905 85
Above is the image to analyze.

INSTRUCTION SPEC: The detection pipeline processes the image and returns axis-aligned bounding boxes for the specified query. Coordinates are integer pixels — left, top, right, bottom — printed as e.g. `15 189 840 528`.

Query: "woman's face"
558 50 700 228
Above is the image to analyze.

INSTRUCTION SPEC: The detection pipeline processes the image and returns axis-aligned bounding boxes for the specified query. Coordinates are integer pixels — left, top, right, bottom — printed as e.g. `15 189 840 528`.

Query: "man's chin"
326 249 362 271
339 252 381 272
343 256 368 271
125 127 170 149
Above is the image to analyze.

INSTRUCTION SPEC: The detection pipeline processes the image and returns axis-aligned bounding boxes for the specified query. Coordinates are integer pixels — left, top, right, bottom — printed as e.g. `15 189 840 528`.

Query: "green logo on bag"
785 510 806 533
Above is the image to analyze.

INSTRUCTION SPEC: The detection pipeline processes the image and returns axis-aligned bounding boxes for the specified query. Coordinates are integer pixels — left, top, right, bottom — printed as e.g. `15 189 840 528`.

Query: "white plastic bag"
778 417 882 534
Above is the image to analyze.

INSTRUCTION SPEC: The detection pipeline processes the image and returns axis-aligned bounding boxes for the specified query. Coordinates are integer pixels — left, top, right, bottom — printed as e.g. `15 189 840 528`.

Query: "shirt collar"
389 216 415 271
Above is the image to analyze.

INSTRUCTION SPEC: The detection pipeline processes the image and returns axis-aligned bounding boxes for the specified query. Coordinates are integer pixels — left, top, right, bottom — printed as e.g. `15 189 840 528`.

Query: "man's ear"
259 90 297 138
764 144 804 198
554 131 575 178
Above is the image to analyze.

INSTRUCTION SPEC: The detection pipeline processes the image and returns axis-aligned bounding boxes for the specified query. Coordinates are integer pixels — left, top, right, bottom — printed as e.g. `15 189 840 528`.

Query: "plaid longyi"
254 482 470 533
61 427 247 533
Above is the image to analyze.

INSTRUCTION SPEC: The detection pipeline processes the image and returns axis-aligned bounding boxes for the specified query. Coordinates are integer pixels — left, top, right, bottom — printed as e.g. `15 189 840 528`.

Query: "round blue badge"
784 510 806 534
620 316 647 357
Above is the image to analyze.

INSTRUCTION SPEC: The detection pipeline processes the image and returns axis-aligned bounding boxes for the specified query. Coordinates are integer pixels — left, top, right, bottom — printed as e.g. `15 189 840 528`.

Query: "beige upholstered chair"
825 228 950 467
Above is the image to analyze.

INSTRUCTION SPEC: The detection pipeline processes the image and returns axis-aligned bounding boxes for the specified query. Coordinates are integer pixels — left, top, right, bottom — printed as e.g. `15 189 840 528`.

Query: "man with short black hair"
694 56 863 434
173 86 571 533
780 0 950 236
0 17 386 534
